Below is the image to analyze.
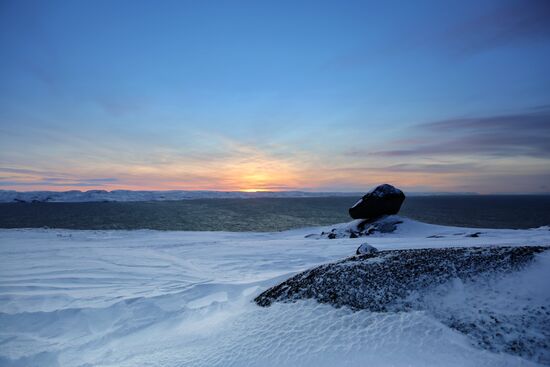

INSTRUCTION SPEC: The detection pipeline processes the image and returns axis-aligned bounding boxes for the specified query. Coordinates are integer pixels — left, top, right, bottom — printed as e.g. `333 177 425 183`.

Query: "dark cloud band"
369 108 550 158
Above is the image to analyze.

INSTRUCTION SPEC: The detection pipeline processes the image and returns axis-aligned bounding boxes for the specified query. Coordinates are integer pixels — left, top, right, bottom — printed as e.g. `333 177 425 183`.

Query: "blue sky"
1 0 549 193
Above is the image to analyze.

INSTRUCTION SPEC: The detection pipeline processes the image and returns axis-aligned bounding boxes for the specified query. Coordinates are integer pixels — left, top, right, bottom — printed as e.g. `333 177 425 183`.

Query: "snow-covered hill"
0 190 480 203
0 190 360 203
0 217 549 366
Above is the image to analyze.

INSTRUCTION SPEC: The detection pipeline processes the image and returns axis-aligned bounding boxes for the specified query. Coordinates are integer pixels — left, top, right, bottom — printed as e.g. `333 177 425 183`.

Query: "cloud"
382 162 482 173
0 179 116 187
0 132 309 191
367 108 550 158
327 0 550 69
40 177 118 184
0 167 118 188
444 0 550 56
94 95 146 117
0 167 64 176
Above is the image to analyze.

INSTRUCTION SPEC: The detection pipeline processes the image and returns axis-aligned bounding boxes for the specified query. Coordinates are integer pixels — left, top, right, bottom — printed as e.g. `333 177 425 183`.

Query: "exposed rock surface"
349 184 405 220
255 246 545 309
255 246 550 363
356 243 378 255
308 216 403 239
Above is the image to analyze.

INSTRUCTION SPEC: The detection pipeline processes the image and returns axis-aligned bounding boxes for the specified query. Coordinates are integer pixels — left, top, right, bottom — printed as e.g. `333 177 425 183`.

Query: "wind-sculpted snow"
255 246 550 364
1 220 550 366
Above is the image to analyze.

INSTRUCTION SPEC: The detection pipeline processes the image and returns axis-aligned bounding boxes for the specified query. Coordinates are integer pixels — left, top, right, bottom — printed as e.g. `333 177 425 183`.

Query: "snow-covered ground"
1 218 549 366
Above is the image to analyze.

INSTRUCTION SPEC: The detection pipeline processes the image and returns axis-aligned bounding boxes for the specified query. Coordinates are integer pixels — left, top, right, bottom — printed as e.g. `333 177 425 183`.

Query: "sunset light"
1 1 550 366
1 0 549 194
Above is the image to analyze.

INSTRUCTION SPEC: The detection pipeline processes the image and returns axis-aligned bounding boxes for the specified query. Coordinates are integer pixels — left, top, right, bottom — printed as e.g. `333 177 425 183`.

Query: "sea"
1 195 549 231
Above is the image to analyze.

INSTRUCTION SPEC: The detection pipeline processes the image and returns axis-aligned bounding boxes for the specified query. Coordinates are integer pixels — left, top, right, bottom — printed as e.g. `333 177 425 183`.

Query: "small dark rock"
467 232 483 238
356 243 378 255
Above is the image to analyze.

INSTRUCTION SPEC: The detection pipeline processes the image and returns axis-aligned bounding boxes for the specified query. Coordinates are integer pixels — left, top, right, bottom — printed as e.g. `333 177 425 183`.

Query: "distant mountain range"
0 189 485 203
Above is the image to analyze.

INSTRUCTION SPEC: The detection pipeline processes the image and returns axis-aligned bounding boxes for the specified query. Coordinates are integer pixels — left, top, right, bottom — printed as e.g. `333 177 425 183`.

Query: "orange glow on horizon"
1 163 475 193
2 139 506 193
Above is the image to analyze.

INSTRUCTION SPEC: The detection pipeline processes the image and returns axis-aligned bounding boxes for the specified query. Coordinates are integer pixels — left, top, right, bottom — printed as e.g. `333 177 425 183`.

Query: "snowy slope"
0 218 549 366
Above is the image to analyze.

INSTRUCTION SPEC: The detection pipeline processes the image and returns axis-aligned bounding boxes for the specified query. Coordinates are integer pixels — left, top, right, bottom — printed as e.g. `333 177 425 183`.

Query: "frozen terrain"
1 217 549 366
0 189 361 203
0 189 479 203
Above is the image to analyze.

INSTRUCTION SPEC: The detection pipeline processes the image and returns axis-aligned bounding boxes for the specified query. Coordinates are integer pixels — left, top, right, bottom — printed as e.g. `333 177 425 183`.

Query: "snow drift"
255 246 550 364
1 217 549 366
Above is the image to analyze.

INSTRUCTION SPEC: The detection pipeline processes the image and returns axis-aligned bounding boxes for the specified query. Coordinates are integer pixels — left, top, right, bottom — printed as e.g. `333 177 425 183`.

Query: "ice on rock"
356 243 378 255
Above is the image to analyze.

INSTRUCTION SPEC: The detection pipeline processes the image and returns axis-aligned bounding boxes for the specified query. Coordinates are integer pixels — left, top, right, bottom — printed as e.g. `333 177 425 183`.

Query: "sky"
1 0 549 193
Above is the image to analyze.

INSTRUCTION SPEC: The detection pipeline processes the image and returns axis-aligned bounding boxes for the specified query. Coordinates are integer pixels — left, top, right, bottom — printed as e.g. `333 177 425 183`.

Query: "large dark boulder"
349 184 405 219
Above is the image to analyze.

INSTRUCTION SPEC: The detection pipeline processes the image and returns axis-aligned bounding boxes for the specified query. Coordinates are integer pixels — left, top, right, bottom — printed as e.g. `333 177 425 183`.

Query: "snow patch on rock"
356 243 378 255
308 215 404 239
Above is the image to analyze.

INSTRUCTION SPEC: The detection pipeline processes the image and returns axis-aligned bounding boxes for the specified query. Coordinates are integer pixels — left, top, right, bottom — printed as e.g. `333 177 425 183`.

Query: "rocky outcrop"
255 246 546 309
307 216 403 239
349 184 405 220
255 246 550 363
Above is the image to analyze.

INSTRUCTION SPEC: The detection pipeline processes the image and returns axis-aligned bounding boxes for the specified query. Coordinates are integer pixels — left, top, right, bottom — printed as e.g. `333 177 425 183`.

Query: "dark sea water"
0 195 549 231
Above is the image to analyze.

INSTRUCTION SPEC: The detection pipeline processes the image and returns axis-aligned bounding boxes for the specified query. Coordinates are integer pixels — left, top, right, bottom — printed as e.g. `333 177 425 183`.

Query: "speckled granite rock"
255 246 546 309
255 246 550 363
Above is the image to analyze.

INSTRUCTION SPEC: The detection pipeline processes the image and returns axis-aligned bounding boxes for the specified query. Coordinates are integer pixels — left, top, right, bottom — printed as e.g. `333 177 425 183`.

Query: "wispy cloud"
0 179 116 187
94 95 146 118
367 108 550 158
0 132 309 191
0 167 118 188
382 162 482 173
327 0 550 69
444 0 550 56
0 167 65 176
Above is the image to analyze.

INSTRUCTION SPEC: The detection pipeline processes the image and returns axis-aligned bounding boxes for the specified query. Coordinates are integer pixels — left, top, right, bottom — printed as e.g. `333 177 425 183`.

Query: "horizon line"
2 189 550 196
